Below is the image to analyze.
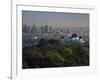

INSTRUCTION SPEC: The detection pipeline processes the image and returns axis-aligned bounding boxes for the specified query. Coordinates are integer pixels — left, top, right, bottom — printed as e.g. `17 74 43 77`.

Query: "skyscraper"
31 23 37 33
22 24 29 33
41 26 44 33
49 26 52 33
44 25 49 33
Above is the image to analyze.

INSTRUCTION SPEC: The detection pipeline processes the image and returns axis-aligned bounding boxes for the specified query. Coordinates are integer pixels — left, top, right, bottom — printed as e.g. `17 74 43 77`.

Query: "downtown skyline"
22 11 89 28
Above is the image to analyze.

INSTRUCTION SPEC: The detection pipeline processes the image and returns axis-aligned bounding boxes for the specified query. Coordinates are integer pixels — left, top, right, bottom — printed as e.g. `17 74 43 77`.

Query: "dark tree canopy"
22 38 89 69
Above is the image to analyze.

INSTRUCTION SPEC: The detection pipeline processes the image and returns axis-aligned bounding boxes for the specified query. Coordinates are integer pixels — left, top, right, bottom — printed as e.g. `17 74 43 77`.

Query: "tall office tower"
41 26 44 33
44 25 49 33
49 26 52 33
22 24 29 33
27 26 30 33
31 23 37 33
38 27 41 33
80 28 83 36
31 25 35 33
36 27 39 33
22 24 26 33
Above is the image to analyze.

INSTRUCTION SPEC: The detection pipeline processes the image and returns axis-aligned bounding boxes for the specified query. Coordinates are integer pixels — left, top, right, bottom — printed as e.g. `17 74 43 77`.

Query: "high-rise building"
31 23 37 33
44 25 49 33
41 26 44 33
22 24 29 33
80 28 83 36
49 26 52 33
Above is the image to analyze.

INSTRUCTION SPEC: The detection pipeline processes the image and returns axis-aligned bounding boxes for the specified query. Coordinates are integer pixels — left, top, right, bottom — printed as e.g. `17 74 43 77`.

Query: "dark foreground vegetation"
22 39 89 69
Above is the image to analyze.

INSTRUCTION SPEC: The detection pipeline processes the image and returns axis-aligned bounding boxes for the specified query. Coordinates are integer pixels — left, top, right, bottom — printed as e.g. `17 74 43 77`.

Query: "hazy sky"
22 11 89 28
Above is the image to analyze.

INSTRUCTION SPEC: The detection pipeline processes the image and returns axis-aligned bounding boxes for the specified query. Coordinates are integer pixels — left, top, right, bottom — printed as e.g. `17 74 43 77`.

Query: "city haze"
22 11 89 28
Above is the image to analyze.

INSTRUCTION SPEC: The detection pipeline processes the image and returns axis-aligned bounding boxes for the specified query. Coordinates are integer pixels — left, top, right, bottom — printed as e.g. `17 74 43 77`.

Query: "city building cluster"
22 24 88 47
22 24 52 33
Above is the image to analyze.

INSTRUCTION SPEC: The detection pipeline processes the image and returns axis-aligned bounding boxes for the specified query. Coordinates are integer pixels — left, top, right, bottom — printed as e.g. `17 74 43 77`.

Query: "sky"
22 11 89 28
